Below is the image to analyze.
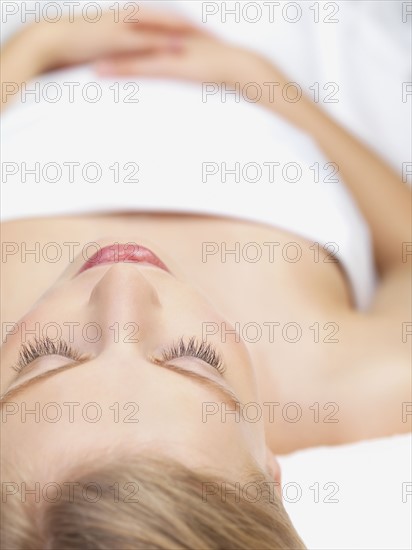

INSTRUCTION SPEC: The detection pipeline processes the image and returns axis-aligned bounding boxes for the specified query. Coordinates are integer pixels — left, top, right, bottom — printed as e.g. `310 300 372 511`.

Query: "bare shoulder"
329 278 411 444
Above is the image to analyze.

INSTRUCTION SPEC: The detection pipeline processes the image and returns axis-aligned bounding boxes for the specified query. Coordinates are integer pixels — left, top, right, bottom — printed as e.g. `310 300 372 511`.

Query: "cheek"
6 301 75 345
224 347 260 406
201 398 267 459
226 364 259 403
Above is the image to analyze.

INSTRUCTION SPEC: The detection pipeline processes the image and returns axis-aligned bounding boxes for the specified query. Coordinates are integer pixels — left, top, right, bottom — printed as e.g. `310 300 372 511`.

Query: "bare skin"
1 12 410 479
1 212 410 456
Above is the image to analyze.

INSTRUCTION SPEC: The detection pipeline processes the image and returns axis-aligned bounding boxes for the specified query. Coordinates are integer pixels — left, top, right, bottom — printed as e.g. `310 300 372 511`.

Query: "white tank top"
1 67 377 310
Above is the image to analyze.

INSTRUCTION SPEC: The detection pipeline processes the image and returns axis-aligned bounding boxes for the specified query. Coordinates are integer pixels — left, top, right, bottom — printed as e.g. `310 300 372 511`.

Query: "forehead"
0 355 250 451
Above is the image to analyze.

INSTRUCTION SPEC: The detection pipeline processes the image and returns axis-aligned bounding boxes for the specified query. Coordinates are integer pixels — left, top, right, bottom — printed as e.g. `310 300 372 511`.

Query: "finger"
94 52 184 79
127 7 202 33
118 29 185 53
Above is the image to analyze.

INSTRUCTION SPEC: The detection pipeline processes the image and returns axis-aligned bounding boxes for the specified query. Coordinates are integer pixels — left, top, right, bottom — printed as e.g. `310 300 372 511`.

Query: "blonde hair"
1 452 306 549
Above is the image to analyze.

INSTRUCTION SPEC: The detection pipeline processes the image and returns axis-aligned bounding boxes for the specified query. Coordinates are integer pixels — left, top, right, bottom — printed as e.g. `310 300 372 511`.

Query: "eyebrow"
0 359 242 409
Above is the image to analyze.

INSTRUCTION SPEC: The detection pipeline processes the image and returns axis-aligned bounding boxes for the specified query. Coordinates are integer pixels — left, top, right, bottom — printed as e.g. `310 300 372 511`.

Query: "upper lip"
76 243 170 275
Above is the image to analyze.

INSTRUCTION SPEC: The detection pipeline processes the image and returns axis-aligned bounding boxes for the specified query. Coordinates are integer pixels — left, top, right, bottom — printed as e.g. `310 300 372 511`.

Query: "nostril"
86 263 162 311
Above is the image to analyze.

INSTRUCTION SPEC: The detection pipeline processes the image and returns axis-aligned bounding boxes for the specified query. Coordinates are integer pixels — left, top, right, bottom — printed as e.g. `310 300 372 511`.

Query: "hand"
20 7 198 74
94 31 269 87
94 31 310 125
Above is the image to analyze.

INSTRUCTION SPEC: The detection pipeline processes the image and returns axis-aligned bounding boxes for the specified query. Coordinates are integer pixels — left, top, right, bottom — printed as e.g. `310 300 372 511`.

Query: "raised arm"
1 9 196 111
250 58 411 317
255 60 412 317
277 88 411 317
0 25 47 111
259 79 411 280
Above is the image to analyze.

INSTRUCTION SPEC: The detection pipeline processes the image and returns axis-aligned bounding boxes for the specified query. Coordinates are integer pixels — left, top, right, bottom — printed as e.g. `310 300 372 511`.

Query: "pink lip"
77 243 170 275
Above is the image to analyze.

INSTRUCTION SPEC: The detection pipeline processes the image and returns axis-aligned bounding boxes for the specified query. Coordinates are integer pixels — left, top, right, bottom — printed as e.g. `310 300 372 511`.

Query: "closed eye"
1 357 241 409
11 337 86 375
11 335 226 377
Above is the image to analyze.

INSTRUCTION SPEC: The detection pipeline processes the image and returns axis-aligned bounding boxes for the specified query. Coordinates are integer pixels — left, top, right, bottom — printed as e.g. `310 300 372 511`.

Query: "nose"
87 263 161 346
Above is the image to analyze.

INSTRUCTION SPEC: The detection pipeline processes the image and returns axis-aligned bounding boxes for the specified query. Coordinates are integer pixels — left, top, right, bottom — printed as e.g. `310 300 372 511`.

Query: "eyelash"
160 336 225 374
11 337 84 374
12 336 225 375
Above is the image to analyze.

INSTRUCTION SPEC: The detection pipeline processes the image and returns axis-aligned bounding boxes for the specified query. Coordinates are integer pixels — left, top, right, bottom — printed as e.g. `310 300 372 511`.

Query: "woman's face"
1 238 280 486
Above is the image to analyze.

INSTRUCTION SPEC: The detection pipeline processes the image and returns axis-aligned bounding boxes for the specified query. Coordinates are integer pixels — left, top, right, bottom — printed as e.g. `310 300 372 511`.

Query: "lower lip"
77 243 170 275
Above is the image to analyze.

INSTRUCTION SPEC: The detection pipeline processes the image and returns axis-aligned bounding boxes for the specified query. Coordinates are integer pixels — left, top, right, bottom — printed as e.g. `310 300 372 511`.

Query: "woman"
1 6 410 549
